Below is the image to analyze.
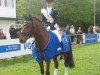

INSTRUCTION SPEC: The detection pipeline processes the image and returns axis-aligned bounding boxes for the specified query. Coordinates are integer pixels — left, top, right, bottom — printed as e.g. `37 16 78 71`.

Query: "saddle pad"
31 31 71 62
32 31 62 62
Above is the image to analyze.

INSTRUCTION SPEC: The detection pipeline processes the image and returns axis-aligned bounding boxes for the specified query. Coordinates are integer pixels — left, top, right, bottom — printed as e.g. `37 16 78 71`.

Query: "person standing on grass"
64 25 71 35
70 25 75 44
76 27 83 44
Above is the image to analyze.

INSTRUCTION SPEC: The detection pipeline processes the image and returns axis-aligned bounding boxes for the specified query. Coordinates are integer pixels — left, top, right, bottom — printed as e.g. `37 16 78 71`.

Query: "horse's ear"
23 14 33 21
23 14 28 21
28 14 33 21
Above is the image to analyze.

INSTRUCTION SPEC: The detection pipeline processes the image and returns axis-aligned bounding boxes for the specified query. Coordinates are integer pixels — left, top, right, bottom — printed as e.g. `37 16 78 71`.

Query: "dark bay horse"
19 16 75 75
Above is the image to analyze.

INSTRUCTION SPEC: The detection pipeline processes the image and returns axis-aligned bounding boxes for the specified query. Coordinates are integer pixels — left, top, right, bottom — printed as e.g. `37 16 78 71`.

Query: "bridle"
20 32 32 38
20 17 47 55
20 21 34 39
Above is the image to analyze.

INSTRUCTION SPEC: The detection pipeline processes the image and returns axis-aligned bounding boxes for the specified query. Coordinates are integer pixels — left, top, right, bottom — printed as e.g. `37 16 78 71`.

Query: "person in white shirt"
70 25 75 43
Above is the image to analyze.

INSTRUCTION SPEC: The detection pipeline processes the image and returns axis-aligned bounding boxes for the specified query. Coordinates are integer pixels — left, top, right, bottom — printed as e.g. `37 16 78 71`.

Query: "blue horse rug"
32 31 71 62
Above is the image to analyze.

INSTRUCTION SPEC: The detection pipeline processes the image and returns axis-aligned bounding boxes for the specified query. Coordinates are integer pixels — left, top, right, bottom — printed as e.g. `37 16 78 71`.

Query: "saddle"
51 30 62 42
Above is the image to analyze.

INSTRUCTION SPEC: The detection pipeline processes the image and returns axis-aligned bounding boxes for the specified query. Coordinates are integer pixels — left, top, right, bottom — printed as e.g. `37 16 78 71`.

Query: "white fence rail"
0 33 100 59
0 38 34 59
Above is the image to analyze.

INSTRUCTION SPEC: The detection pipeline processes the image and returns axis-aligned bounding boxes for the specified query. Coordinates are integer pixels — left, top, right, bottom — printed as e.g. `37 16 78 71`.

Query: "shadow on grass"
0 54 34 67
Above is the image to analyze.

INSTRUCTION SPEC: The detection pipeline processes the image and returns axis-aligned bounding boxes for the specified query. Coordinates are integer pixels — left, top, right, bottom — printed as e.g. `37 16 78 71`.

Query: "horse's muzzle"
19 39 26 43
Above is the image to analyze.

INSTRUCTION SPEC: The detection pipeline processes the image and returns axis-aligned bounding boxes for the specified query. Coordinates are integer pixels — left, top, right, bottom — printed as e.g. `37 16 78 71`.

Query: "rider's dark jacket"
41 8 58 30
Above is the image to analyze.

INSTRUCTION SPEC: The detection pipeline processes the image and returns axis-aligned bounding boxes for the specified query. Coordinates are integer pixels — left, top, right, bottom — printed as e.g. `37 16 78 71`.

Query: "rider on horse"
41 0 71 61
41 0 62 44
41 0 60 31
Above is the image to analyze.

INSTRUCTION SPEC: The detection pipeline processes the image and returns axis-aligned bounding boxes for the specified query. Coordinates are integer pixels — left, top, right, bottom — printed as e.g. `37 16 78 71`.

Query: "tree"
96 0 100 26
16 0 45 23
16 0 100 32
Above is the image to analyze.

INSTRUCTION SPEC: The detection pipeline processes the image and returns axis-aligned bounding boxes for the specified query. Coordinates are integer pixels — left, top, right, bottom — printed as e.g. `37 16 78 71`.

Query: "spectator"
64 25 71 35
93 26 97 33
9 24 18 39
70 25 75 44
15 24 22 38
88 25 93 33
96 27 100 33
0 28 7 39
76 27 83 44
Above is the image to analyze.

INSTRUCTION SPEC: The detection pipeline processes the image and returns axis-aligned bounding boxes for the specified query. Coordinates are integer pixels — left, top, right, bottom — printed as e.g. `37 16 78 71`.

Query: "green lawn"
0 43 100 75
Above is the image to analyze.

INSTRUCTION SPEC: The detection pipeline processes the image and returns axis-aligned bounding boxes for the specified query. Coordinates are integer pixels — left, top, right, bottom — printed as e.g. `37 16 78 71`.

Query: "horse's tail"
66 39 75 68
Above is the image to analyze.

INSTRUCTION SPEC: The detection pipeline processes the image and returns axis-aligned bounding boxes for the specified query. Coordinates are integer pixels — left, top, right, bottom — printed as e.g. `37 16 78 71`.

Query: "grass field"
0 43 100 75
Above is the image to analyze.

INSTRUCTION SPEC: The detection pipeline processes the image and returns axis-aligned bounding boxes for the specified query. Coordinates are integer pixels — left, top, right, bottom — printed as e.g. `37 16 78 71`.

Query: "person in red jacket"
0 28 6 39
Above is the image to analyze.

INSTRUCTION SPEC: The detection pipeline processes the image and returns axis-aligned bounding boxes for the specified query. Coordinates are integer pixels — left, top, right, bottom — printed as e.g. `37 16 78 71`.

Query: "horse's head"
19 15 46 43
19 15 34 43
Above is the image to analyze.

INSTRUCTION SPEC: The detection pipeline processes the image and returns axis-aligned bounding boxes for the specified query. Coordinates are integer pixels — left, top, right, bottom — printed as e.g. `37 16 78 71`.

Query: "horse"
19 16 75 75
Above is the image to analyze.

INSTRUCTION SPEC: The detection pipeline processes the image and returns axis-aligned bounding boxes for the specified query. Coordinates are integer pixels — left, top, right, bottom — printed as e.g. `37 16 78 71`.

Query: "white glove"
46 26 51 31
54 23 60 30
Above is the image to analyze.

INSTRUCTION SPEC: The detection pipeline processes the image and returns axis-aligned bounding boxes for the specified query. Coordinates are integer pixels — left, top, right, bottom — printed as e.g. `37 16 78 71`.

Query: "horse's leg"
63 52 68 75
46 61 51 75
53 55 58 75
38 60 44 75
